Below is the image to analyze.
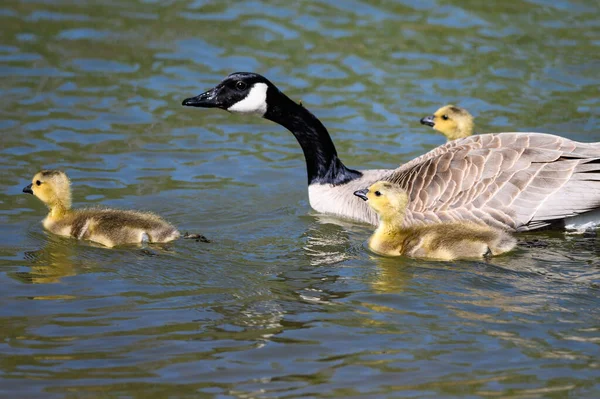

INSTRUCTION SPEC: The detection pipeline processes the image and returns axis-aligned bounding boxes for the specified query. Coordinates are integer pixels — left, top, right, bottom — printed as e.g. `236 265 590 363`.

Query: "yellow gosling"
420 104 474 140
23 170 180 248
354 181 515 260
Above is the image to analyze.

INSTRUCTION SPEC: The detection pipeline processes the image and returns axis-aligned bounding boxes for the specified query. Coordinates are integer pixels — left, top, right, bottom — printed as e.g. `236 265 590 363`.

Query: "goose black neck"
263 88 362 185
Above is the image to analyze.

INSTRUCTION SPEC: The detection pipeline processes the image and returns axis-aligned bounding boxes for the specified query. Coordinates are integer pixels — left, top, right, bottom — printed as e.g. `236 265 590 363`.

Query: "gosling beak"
182 87 220 108
420 115 435 127
22 183 33 195
353 189 369 201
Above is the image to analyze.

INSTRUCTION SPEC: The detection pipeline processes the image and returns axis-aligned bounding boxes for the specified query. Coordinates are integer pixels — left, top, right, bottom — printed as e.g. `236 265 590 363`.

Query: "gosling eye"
235 81 247 91
374 191 381 197
442 115 449 120
35 180 41 186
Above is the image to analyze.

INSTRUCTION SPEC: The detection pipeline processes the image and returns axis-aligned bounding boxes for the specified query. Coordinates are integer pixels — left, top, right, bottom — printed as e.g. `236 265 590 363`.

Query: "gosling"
23 170 180 248
354 181 516 260
420 104 474 140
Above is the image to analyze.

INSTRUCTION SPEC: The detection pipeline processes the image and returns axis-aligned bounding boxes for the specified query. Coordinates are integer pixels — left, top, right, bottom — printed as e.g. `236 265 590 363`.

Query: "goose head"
182 72 278 117
23 169 72 210
420 104 474 140
354 181 409 219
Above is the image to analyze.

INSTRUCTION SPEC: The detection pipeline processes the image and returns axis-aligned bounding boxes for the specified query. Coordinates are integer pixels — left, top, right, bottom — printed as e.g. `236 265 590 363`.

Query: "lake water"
1 0 599 397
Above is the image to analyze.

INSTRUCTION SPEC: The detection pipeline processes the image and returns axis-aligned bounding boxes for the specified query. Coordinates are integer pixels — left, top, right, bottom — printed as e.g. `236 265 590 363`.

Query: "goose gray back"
183 72 600 232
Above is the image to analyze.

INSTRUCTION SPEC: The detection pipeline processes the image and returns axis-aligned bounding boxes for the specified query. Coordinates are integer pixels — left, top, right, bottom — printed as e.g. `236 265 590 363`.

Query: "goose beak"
420 115 435 127
354 189 369 201
23 183 33 194
182 87 219 108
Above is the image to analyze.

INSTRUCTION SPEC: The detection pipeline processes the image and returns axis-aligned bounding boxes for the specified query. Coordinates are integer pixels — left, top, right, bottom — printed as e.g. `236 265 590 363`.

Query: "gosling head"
420 104 474 140
23 170 72 210
354 181 409 220
182 72 279 117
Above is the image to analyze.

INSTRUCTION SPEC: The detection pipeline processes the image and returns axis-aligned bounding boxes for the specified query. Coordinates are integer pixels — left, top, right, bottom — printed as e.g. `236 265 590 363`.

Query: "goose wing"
387 133 600 231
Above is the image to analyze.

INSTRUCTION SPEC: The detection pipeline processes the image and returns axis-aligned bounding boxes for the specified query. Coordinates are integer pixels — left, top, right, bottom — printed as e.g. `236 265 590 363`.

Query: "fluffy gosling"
23 170 180 248
354 181 516 260
420 104 474 140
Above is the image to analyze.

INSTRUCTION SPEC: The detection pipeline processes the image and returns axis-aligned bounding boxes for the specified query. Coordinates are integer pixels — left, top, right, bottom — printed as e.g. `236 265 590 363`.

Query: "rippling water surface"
1 0 600 397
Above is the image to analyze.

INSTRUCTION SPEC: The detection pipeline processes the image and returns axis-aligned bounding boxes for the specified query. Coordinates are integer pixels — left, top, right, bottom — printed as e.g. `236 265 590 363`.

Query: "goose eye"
442 115 449 120
235 81 247 91
374 191 381 197
35 180 41 186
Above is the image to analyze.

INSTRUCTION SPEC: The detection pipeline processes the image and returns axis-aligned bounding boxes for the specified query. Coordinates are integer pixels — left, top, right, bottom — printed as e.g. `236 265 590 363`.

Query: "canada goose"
354 181 516 260
23 170 180 247
182 72 600 232
420 104 474 140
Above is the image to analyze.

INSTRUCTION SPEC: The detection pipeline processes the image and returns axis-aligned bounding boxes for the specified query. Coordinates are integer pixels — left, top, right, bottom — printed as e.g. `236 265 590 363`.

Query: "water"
1 0 599 397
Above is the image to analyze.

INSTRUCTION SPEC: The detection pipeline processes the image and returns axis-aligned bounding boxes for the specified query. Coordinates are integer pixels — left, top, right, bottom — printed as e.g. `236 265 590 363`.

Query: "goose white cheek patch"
227 83 268 115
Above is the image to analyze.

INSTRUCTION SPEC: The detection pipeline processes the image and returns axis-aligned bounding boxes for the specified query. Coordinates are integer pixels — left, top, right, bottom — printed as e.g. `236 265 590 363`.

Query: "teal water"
1 0 599 397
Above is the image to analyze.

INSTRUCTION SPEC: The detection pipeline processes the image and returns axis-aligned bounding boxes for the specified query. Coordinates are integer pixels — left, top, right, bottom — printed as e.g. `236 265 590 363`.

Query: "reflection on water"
1 0 600 397
17 241 77 286
370 256 415 294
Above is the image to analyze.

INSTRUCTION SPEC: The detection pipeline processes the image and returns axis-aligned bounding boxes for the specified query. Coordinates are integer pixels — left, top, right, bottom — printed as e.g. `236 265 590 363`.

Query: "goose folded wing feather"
387 132 600 230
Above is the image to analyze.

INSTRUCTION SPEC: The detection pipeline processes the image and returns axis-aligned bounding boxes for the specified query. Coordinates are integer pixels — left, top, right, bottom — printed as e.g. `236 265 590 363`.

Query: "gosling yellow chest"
42 213 72 237
368 227 408 257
